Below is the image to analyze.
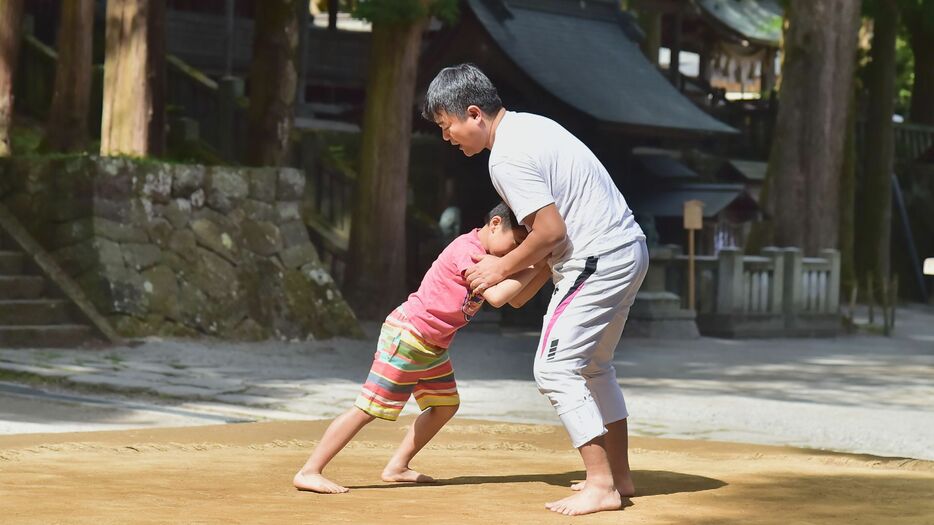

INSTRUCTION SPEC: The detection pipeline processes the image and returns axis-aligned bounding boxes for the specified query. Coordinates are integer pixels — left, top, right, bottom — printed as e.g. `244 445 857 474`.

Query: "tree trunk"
856 1 899 285
906 18 934 125
100 0 152 156
147 0 166 155
839 88 857 294
43 0 94 153
763 0 861 255
0 0 24 157
246 0 299 167
344 17 429 319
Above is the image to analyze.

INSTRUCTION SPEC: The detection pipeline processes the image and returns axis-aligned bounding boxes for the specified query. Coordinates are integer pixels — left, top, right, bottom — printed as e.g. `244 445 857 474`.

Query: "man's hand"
465 254 507 293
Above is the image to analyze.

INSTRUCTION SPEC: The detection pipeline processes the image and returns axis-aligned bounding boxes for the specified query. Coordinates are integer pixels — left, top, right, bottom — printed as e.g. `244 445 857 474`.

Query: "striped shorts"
354 307 459 421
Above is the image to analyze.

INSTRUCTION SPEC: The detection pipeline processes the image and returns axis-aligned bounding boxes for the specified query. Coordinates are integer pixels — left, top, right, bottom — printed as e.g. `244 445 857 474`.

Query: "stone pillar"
625 245 699 339
782 247 804 327
822 248 841 312
716 247 744 314
761 247 785 314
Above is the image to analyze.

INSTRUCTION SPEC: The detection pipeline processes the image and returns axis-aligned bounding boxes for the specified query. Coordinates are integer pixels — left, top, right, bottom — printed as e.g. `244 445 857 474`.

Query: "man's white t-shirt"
488 111 644 269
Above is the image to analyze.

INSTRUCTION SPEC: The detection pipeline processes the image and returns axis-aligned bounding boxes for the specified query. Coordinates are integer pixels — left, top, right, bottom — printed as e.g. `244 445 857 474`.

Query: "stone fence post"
782 247 803 327
761 247 785 314
821 249 841 313
716 247 744 314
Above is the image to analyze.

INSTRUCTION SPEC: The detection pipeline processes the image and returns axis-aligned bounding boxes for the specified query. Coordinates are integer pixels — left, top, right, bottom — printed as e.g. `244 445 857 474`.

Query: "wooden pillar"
224 0 235 76
328 0 338 31
148 0 166 156
669 9 683 87
296 0 310 107
640 9 662 65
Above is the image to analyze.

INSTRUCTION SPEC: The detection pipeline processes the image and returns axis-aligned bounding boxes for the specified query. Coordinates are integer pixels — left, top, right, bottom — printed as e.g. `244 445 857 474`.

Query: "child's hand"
466 254 507 293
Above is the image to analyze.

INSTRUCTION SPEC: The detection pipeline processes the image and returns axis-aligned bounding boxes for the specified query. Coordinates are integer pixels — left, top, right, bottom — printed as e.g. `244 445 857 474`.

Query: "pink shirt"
404 229 486 348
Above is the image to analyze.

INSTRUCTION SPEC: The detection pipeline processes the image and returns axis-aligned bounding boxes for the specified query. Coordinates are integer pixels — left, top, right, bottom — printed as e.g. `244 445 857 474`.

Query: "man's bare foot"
571 479 634 497
293 471 349 494
616 477 635 497
381 466 436 483
545 486 622 516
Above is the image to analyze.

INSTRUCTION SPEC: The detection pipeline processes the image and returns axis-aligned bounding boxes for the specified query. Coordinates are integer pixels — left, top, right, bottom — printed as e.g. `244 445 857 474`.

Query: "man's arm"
465 204 565 292
480 264 542 308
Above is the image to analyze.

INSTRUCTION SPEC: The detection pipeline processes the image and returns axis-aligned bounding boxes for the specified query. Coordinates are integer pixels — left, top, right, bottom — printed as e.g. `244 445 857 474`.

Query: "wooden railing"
894 123 934 162
15 34 57 120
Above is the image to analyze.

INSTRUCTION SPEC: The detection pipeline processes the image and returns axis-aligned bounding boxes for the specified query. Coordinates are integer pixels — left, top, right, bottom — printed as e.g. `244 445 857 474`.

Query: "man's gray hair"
422 63 503 121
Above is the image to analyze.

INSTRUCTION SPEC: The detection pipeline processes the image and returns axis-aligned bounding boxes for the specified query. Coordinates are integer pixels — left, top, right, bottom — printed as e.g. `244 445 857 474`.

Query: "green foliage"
10 121 43 155
352 0 459 24
894 33 914 115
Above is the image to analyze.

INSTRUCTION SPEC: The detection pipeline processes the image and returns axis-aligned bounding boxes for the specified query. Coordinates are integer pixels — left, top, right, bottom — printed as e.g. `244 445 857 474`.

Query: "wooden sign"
683 199 703 230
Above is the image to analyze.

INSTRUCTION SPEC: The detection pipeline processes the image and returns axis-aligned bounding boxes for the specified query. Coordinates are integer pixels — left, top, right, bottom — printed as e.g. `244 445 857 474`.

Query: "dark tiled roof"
696 0 783 47
637 184 757 218
467 0 737 135
636 154 700 179
725 159 768 181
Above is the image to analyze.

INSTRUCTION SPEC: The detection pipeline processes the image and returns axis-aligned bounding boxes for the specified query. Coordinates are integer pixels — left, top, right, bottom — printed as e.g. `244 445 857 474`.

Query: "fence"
894 123 934 162
165 56 249 162
654 246 841 337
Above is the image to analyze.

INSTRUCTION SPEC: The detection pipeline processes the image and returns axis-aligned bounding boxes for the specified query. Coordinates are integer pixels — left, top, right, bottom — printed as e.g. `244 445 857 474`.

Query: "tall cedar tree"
344 0 458 318
0 0 23 157
44 0 95 153
755 0 861 255
246 0 301 166
100 0 165 156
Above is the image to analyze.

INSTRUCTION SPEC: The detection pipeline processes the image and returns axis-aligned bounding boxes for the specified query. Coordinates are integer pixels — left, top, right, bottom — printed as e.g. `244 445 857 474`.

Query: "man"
422 63 648 516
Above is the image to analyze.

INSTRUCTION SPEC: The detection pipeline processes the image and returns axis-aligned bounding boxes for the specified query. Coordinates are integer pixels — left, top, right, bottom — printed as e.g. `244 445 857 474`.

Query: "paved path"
0 304 931 460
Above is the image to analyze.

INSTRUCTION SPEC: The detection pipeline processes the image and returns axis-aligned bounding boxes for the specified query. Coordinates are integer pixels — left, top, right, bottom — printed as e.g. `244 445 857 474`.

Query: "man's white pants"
534 239 648 448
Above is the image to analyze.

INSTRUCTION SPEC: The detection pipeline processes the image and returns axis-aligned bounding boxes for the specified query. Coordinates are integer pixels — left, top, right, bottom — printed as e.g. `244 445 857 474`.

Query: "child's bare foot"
381 465 436 483
293 471 349 494
545 486 622 516
570 481 585 491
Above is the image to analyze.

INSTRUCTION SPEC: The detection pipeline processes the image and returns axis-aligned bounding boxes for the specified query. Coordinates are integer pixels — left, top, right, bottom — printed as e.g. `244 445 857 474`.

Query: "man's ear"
467 105 483 121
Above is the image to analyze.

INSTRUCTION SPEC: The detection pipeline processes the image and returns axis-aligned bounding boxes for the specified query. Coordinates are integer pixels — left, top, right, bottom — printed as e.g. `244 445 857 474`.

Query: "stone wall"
0 156 362 340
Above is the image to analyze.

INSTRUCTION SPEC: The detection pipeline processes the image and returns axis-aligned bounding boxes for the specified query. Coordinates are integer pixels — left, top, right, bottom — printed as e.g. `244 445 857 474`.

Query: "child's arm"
480 260 550 308
507 263 552 308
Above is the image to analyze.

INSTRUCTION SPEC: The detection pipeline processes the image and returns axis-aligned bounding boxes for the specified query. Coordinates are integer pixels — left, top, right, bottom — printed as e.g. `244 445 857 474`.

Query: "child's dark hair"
486 202 520 230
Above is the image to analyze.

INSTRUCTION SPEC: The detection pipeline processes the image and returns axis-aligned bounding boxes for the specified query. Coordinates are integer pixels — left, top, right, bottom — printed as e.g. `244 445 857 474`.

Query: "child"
293 202 551 494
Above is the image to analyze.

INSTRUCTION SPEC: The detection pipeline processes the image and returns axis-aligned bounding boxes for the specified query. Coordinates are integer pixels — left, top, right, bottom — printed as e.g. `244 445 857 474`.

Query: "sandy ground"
1 418 932 525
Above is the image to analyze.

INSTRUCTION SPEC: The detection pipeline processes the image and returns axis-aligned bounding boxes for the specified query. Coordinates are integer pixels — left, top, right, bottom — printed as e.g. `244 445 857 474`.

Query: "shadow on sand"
346 469 726 498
